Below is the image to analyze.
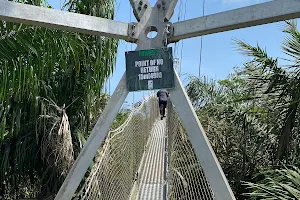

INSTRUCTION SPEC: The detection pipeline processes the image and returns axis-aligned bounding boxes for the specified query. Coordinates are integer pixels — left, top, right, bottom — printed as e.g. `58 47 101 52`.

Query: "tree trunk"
276 101 298 160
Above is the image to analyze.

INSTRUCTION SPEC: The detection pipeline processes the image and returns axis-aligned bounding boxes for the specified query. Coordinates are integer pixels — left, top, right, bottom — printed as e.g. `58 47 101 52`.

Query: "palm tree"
244 166 300 199
235 20 300 161
185 20 300 198
0 0 118 198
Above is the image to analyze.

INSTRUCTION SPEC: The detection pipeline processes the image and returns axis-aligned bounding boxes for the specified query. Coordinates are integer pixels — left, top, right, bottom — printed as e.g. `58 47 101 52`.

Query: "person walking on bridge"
157 89 169 120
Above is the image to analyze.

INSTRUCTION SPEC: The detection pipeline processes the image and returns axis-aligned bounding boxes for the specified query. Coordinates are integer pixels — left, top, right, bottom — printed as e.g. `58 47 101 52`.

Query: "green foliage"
186 20 300 199
111 108 131 130
187 75 273 197
0 0 118 198
245 166 300 199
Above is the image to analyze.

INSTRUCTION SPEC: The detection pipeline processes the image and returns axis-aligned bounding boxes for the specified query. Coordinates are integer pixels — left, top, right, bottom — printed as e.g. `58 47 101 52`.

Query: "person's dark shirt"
157 89 169 101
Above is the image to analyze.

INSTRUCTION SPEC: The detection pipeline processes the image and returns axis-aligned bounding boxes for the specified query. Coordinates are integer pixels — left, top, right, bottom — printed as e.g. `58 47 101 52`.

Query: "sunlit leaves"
186 20 300 198
0 0 118 198
245 166 300 199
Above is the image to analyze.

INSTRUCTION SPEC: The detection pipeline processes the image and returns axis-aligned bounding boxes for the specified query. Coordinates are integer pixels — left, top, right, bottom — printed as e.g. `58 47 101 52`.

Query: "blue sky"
48 0 295 105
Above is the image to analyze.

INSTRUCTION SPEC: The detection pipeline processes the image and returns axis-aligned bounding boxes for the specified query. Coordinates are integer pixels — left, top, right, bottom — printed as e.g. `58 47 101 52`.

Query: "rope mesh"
166 101 215 200
75 96 159 200
74 96 215 200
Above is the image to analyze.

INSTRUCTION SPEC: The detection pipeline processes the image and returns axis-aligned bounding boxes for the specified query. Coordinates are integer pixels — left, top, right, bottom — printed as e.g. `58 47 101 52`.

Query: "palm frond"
244 166 300 199
0 0 118 198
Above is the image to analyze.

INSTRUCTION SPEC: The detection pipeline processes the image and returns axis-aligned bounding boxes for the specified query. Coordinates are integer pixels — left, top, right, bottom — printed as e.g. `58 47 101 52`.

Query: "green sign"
125 47 175 91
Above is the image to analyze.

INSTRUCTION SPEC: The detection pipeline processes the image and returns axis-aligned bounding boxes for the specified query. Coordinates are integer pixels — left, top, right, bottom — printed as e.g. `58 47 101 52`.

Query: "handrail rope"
166 102 215 199
76 95 159 199
76 95 216 200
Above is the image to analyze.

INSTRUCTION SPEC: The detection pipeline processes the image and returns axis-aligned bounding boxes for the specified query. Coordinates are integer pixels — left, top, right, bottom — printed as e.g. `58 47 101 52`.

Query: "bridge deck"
137 119 166 200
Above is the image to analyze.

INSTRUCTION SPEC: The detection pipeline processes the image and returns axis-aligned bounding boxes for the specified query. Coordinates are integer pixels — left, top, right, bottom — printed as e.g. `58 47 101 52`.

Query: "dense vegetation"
186 20 300 199
1 0 300 198
0 0 120 199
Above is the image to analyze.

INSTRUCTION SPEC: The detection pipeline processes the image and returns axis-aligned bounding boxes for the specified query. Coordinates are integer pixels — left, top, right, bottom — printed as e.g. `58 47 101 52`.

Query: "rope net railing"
166 101 215 200
75 95 159 200
72 95 216 200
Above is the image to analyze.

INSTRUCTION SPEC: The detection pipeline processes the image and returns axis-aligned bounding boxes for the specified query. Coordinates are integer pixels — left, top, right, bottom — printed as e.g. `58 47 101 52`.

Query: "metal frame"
2 0 300 42
0 0 129 40
56 0 178 198
170 0 300 42
1 0 300 199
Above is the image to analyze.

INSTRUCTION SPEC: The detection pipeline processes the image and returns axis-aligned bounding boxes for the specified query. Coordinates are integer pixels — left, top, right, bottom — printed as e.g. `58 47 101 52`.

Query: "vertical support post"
169 70 236 200
55 73 129 200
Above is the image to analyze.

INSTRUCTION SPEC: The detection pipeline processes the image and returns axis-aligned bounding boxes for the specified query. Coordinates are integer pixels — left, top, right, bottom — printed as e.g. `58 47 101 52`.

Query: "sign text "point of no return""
135 59 164 67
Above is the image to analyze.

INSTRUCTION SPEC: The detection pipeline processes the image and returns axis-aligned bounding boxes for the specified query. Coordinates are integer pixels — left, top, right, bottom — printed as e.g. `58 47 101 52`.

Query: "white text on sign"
135 59 164 80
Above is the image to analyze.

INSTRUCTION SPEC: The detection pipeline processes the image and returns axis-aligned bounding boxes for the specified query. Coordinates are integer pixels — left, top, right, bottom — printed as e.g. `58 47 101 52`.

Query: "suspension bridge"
74 95 215 200
1 0 300 199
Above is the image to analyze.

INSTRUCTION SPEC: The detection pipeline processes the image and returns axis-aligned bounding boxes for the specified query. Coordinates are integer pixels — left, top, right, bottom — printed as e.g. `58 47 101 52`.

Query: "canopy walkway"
135 119 166 200
74 95 215 200
2 0 299 199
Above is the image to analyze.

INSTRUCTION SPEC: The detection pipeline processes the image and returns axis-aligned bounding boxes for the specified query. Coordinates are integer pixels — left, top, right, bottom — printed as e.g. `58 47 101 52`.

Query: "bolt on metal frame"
1 0 300 199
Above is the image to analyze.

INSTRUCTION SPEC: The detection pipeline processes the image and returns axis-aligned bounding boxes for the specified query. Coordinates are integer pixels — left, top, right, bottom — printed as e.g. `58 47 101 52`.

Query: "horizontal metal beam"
0 0 129 40
171 0 300 42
